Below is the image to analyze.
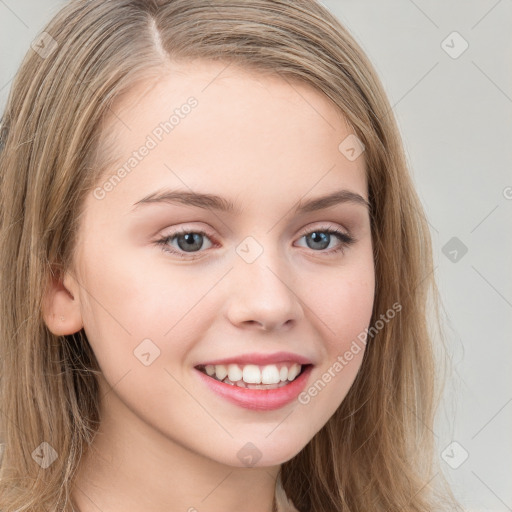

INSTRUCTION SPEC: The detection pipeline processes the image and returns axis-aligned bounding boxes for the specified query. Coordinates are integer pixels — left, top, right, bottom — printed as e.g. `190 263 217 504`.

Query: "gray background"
1 1 511 510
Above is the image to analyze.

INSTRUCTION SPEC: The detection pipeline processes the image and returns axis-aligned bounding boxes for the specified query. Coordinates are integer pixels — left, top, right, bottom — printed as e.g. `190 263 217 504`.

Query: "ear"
42 267 84 336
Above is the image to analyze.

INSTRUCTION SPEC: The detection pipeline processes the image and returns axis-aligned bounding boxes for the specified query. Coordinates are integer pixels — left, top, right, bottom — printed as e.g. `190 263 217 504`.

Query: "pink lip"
195 351 313 367
194 364 313 411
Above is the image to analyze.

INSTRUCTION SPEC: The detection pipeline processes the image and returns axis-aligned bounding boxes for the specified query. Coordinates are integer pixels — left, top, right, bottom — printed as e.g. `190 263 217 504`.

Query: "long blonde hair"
0 1 462 510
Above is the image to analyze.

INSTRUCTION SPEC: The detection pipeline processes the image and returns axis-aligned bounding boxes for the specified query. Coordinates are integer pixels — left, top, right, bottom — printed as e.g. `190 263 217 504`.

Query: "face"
66 60 375 467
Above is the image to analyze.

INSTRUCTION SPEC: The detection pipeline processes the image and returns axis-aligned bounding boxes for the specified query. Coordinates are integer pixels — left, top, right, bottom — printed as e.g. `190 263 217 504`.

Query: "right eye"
155 228 216 259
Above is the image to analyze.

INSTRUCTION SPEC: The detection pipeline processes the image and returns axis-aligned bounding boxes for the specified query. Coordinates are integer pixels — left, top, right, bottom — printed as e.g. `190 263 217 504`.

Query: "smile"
194 362 314 410
196 362 304 389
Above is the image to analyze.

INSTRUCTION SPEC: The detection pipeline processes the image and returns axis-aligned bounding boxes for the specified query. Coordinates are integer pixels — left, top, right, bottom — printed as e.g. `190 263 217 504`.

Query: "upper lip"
195 351 314 367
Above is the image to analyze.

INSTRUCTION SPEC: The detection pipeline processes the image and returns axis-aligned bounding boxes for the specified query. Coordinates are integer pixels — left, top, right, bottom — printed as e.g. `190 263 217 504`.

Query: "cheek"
296 256 374 419
330 278 374 345
77 243 226 379
310 259 375 352
76 249 187 374
310 276 374 392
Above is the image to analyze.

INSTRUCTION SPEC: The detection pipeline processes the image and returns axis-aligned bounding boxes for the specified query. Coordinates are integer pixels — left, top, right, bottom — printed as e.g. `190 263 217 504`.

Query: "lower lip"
194 365 313 411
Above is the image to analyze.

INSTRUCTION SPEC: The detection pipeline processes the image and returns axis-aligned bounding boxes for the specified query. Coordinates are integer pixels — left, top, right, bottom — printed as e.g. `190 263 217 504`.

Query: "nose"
224 243 304 331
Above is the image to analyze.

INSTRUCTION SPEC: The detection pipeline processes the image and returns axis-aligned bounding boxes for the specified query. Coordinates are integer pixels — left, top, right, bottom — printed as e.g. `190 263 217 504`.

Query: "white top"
274 473 299 512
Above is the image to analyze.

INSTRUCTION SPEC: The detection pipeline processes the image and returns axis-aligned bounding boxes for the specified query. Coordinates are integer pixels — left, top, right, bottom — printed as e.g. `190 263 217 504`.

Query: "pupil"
178 233 202 252
309 231 329 250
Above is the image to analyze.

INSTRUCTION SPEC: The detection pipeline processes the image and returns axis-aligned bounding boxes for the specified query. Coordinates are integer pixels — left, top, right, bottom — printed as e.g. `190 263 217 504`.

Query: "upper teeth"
203 363 302 384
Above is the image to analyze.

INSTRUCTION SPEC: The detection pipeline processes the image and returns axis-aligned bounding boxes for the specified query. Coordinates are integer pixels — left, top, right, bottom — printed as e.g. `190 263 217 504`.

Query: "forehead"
90 59 367 216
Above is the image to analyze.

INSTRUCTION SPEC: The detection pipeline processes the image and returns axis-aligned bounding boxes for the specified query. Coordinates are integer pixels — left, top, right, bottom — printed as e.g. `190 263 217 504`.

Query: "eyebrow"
130 188 370 215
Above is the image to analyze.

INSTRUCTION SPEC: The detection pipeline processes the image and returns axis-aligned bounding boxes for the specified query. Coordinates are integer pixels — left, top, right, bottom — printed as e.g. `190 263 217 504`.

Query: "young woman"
0 1 463 511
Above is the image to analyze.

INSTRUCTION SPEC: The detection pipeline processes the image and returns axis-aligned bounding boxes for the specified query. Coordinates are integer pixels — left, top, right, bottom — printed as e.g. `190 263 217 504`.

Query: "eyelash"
154 225 356 259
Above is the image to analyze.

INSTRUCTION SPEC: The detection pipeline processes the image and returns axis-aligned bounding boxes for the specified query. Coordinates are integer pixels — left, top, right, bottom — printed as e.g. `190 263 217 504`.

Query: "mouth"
194 361 314 410
194 362 312 390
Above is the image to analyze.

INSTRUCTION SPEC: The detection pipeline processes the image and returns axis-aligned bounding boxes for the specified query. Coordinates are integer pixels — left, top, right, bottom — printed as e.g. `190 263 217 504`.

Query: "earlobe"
42 269 84 336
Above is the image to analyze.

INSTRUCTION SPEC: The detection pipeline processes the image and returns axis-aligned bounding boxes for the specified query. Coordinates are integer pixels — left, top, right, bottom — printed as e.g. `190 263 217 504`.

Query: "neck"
71 376 280 512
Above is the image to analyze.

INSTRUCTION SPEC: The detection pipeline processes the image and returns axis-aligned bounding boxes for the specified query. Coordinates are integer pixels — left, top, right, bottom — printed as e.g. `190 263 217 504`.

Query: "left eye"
296 227 355 253
155 226 355 259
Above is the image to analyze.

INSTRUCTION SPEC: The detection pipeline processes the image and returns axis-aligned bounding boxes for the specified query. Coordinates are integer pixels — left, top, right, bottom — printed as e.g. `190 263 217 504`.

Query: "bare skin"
43 60 375 512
